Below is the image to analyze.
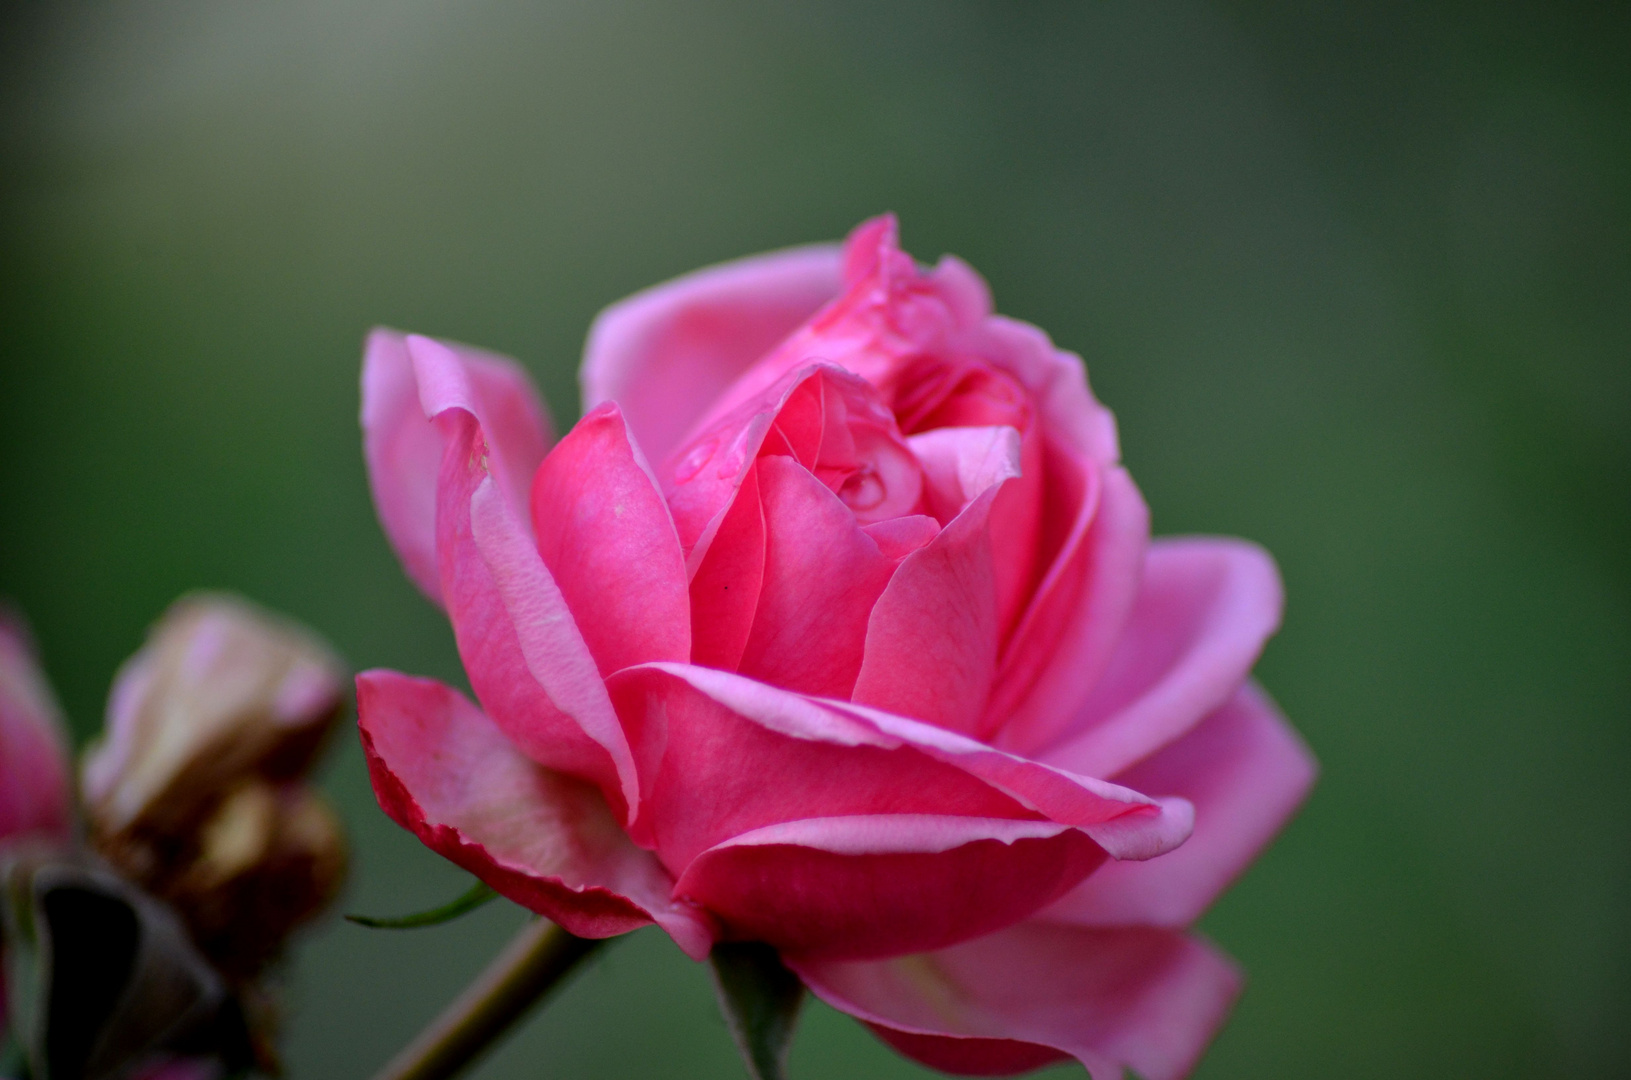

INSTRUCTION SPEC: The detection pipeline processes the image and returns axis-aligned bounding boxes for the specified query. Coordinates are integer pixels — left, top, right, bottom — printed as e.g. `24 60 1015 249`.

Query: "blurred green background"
2 2 1626 1077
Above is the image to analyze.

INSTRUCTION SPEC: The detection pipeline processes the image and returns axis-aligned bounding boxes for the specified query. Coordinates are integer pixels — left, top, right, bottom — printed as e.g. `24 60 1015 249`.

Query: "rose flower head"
358 216 1316 1078
1 594 348 1080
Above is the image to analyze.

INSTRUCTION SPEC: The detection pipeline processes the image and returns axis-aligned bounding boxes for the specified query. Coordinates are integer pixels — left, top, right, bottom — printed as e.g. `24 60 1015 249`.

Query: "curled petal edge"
355 669 713 959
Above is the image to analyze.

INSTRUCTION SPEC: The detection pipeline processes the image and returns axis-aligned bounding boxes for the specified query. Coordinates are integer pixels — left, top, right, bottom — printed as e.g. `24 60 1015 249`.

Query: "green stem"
368 920 607 1080
347 882 497 929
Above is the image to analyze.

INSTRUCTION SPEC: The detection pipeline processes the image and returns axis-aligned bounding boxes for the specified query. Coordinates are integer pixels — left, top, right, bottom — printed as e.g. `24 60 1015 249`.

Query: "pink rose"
358 216 1315 1078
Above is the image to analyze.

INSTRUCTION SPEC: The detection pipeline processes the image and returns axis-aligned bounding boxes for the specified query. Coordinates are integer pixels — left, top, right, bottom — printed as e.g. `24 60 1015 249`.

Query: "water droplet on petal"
672 437 718 483
839 467 886 512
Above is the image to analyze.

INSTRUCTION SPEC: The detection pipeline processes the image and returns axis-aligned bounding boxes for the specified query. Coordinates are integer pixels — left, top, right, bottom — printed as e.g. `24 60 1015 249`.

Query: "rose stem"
369 919 607 1080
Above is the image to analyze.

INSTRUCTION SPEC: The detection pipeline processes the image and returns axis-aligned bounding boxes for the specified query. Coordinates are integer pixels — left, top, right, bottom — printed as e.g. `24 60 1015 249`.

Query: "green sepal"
709 941 805 1080
345 880 497 929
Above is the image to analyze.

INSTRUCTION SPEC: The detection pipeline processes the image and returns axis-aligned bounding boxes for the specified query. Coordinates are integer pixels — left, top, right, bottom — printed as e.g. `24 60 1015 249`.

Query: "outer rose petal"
530 402 690 676
361 330 552 605
425 371 638 818
678 817 1107 961
989 464 1148 752
355 670 712 958
607 664 1192 958
581 245 843 464
607 663 1034 868
0 612 71 845
1042 538 1284 778
794 923 1241 1080
1039 683 1316 929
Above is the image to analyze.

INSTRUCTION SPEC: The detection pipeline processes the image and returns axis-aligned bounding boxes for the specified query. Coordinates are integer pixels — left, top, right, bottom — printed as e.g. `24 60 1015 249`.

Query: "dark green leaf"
709 941 805 1080
345 880 497 929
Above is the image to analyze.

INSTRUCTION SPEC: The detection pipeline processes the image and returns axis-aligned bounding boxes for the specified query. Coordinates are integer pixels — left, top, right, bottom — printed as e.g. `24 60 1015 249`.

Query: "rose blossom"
357 215 1315 1078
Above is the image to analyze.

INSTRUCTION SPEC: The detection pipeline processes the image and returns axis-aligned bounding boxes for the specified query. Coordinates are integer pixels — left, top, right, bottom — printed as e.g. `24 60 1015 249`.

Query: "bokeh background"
2 2 1627 1077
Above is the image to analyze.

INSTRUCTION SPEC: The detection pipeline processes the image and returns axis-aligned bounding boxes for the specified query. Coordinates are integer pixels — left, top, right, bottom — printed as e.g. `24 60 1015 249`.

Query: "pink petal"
988 464 1148 753
530 403 690 676
1041 538 1285 779
894 365 1044 637
687 460 767 671
734 456 897 699
694 216 989 432
1039 683 1316 929
425 384 636 819
605 662 1192 950
580 245 843 464
361 330 552 606
677 816 1107 961
794 923 1242 1080
663 364 917 561
826 696 1194 862
852 436 1016 734
606 663 1031 870
955 314 1120 471
0 611 71 845
862 515 941 562
356 670 713 958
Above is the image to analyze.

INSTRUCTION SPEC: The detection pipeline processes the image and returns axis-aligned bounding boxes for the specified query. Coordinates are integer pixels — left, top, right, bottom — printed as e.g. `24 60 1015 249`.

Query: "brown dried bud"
165 780 346 981
78 592 349 981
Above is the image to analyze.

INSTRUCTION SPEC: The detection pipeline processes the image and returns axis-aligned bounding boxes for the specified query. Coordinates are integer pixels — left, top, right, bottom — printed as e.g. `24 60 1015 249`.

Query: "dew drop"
839 467 886 512
672 437 718 483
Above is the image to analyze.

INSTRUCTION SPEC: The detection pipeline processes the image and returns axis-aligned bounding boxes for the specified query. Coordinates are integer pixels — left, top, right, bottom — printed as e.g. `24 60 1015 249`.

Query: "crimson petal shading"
581 245 843 465
1039 683 1316 929
361 330 552 606
793 922 1241 1080
355 670 713 958
1041 538 1284 778
530 402 690 677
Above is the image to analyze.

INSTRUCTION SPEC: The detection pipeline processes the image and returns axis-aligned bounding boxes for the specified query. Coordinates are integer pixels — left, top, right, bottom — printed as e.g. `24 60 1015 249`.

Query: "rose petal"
988 464 1148 753
794 923 1241 1080
695 216 989 431
688 460 767 671
355 670 712 958
664 364 916 560
0 611 71 845
530 402 690 676
424 374 637 818
1039 683 1316 929
580 245 843 464
606 663 1030 868
361 330 552 605
735 457 898 699
852 447 1012 734
895 365 1044 636
678 817 1107 961
609 663 1192 865
1041 538 1284 779
956 314 1120 470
